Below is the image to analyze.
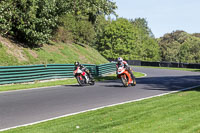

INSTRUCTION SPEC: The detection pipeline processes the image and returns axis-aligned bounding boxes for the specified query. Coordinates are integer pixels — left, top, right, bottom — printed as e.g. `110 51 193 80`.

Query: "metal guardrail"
0 63 116 85
107 59 200 69
96 62 116 76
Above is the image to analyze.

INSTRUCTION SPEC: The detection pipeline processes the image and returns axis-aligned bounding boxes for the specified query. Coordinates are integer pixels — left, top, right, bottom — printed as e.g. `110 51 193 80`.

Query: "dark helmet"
74 61 79 66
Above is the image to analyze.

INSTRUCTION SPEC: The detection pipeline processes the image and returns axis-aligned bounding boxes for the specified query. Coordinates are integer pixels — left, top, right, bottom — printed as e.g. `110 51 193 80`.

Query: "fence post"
96 65 100 77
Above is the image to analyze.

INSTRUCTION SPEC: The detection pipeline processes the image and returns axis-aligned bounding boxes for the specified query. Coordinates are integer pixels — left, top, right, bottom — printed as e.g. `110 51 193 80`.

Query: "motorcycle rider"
74 61 94 81
116 57 136 84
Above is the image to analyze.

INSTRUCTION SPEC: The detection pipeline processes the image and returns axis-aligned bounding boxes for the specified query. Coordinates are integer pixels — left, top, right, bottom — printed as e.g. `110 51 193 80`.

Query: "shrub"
0 0 14 36
57 14 96 45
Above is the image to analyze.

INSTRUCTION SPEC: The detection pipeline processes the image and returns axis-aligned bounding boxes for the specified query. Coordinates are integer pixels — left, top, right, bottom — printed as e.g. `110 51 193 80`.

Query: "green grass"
0 43 19 66
133 65 200 72
95 72 145 81
0 72 145 92
0 41 108 66
2 87 200 133
0 79 77 92
25 43 108 65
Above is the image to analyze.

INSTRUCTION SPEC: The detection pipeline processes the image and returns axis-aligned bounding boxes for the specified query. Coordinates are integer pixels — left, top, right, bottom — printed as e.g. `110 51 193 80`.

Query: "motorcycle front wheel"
121 74 129 87
76 75 86 86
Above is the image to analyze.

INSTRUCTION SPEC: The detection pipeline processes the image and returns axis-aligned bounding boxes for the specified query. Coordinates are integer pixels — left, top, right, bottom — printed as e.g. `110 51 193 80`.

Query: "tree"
0 0 117 46
0 0 15 36
130 18 154 38
179 37 200 63
158 30 200 63
97 18 135 59
131 18 160 61
97 18 160 61
66 0 117 24
158 30 188 62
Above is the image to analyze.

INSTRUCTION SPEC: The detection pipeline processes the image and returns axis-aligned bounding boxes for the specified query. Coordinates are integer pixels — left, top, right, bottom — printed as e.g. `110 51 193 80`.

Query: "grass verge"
95 72 145 81
0 79 77 92
0 72 145 92
2 87 200 133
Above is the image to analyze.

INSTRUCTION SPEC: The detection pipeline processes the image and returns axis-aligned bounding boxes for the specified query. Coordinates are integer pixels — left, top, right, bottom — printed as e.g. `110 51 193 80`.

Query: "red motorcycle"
117 66 136 87
73 66 95 86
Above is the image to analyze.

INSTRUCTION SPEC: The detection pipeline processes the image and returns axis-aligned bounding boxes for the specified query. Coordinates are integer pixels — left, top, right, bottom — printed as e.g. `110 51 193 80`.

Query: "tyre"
131 78 136 86
121 74 128 87
131 83 136 86
89 81 95 85
76 75 86 86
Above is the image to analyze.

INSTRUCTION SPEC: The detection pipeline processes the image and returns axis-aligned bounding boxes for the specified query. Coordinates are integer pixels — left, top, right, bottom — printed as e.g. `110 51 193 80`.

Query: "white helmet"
117 57 123 62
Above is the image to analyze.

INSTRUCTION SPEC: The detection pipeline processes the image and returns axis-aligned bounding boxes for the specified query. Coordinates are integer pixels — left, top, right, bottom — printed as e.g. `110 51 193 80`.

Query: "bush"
0 0 117 46
0 0 69 45
57 14 96 45
52 26 74 43
0 0 14 36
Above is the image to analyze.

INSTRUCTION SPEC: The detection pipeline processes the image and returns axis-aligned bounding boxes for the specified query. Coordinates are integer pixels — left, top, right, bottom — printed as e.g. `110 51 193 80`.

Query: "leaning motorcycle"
73 67 95 86
117 66 136 87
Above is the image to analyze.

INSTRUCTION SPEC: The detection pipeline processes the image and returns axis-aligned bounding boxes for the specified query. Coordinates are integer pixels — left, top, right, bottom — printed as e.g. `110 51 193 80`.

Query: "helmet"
74 61 79 66
117 57 123 62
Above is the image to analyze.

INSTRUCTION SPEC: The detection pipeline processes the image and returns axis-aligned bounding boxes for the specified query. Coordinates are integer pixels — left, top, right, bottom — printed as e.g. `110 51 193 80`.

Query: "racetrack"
0 67 200 130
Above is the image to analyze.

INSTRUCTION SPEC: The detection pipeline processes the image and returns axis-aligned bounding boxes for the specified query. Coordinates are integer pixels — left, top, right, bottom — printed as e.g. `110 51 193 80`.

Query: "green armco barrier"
0 63 116 85
96 62 116 76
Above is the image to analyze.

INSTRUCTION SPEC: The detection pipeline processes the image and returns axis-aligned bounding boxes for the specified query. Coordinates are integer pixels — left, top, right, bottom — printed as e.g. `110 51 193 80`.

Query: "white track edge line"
1 84 199 132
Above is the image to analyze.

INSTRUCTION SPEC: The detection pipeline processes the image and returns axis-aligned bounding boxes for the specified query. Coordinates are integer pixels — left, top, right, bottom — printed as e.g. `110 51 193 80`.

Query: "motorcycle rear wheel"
89 80 95 85
76 75 86 86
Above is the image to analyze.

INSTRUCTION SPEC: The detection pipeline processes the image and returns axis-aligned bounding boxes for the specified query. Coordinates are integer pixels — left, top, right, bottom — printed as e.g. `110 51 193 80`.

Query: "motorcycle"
117 66 136 87
73 67 95 86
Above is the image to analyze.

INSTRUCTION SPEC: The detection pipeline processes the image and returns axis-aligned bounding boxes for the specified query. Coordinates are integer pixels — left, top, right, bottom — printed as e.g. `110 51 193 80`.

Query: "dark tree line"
158 30 200 63
1 0 200 63
0 0 116 45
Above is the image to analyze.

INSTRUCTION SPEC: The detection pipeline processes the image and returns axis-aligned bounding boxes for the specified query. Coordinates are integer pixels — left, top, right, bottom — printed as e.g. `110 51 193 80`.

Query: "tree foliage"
97 18 160 61
0 0 15 35
0 0 116 46
56 14 96 45
130 18 160 61
158 30 200 63
66 0 117 24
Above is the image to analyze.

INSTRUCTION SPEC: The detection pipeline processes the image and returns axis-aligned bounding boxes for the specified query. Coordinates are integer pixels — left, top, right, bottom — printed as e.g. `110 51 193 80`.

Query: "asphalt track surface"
0 67 200 130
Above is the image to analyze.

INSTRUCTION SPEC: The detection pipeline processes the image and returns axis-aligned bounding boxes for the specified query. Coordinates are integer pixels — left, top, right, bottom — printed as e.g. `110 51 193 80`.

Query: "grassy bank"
0 36 108 66
2 87 200 133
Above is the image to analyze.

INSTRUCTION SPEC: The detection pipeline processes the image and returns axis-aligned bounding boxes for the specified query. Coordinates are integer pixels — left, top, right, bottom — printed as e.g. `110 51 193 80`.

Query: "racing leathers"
116 61 135 82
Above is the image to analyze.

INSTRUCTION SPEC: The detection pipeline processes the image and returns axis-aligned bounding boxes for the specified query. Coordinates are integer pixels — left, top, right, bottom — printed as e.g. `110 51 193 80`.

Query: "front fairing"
117 67 125 75
74 67 83 75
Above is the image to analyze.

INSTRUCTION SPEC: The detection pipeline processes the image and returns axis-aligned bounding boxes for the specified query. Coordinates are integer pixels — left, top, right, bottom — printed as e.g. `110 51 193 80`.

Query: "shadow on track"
100 75 200 92
63 84 95 87
137 75 200 92
63 84 82 87
103 84 125 88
